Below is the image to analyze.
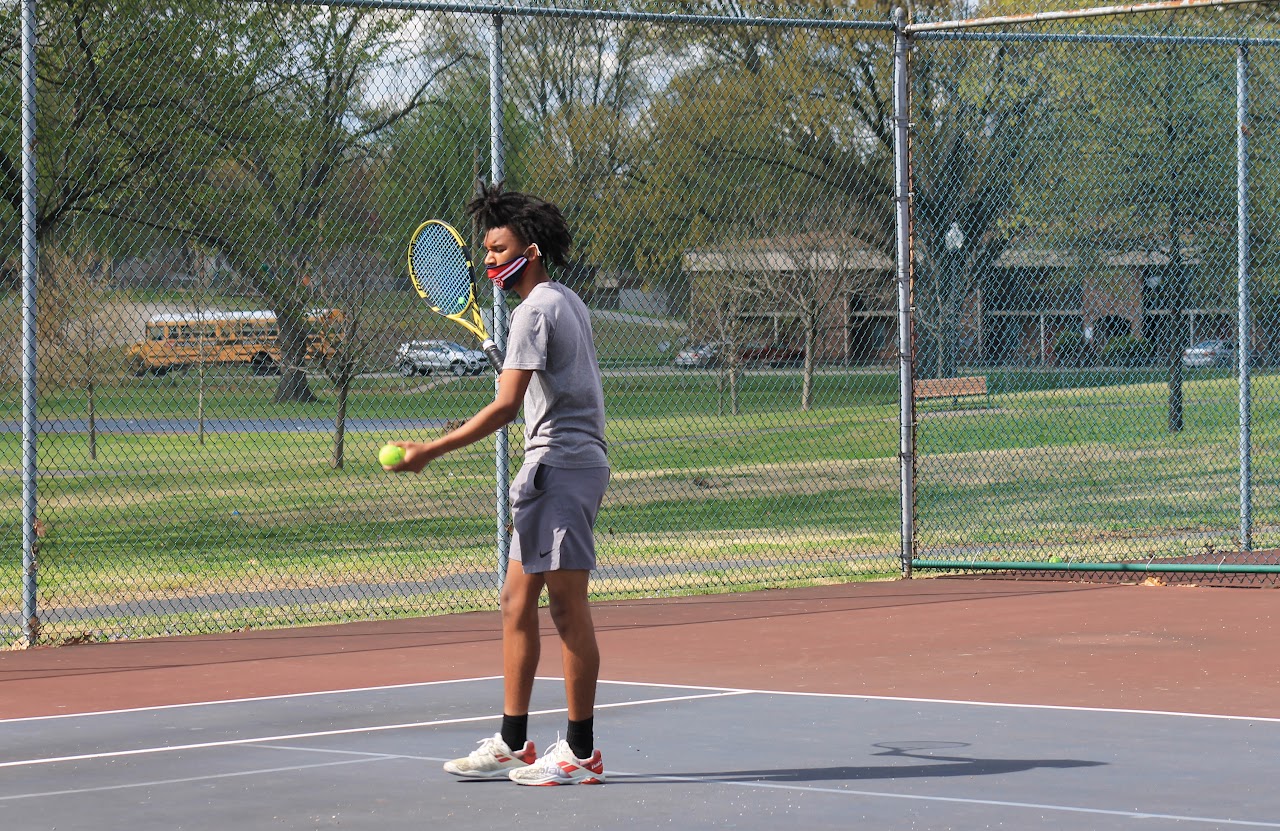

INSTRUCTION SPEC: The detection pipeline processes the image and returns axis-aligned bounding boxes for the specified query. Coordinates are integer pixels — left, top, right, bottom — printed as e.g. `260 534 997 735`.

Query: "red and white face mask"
485 243 540 291
486 255 528 291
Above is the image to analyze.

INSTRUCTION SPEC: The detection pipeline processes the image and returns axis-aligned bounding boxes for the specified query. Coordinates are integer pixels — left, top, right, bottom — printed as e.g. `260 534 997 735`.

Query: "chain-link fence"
6 1 1280 647
908 7 1280 579
3 1 905 646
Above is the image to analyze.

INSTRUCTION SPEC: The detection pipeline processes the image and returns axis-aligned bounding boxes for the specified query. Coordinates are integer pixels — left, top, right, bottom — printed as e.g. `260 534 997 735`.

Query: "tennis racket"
406 219 504 372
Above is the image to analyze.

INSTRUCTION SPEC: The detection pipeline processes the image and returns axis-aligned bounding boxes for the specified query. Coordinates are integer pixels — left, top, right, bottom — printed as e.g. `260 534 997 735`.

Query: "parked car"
673 341 804 369
439 341 491 372
674 341 723 368
1181 339 1236 368
395 340 484 377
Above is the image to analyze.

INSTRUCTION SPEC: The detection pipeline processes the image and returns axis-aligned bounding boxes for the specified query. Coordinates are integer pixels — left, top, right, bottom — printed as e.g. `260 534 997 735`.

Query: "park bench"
914 375 989 408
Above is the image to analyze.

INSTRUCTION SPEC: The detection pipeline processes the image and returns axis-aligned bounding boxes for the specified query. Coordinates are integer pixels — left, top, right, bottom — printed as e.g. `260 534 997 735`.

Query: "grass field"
3 348 1278 643
915 370 1280 561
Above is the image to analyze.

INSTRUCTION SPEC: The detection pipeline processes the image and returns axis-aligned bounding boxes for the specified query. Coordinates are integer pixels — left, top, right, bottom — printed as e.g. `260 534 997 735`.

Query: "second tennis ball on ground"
379 444 406 468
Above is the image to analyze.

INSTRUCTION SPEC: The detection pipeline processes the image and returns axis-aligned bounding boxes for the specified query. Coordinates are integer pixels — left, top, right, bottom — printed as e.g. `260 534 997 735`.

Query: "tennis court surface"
3 578 1278 829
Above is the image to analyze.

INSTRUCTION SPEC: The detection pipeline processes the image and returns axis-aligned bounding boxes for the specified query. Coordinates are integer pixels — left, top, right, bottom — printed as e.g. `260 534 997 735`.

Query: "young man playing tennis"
385 185 609 786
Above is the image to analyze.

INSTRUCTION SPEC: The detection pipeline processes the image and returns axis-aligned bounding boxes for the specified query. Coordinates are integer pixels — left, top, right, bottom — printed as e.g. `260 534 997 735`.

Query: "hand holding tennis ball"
379 443 406 469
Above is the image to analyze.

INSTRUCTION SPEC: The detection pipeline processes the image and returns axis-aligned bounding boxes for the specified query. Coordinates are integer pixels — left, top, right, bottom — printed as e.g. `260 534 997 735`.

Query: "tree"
499 12 662 282
207 8 468 403
909 26 1065 378
629 1 901 409
34 248 115 458
312 257 383 470
1024 17 1237 430
709 289 750 416
1099 44 1229 432
749 224 876 410
378 75 489 238
0 0 251 252
1 4 481 415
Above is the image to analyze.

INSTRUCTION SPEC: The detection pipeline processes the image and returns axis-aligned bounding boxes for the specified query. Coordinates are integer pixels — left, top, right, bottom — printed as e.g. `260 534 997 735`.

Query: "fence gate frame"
896 0 1280 577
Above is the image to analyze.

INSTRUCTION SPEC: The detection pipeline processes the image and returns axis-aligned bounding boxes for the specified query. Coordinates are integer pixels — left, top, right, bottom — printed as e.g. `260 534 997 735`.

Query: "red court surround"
2 578 1277 720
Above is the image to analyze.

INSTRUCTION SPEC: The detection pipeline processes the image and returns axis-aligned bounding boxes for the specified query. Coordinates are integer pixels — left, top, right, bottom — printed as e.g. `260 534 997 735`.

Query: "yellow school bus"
128 308 342 376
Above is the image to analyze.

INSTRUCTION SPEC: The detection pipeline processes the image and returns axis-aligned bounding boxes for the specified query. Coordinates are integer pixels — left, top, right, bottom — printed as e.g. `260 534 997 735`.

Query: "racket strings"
411 229 473 316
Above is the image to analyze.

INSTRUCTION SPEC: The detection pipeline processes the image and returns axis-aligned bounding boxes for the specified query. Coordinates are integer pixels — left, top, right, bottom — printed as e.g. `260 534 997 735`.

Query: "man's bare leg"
500 561 545 717
544 568 599 722
439 559 545 779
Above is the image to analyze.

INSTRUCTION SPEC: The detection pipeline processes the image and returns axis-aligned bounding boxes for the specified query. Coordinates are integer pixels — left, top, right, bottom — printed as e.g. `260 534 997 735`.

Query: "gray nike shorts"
509 463 609 574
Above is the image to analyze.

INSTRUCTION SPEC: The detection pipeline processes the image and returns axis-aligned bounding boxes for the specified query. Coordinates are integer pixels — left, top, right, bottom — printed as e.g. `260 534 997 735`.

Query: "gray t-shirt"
504 281 608 469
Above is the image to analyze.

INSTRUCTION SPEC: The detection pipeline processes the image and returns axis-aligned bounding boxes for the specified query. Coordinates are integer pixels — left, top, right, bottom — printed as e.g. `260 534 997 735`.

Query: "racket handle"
481 339 504 373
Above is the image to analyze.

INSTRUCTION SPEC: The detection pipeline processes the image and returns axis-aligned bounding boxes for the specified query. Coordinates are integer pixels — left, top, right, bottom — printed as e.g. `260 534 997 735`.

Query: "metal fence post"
490 12 512 581
893 8 915 579
20 0 39 646
1237 42 1253 554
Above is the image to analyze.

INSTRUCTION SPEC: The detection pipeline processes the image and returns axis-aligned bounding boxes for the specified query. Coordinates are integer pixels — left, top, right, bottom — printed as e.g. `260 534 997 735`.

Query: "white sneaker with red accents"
443 733 537 779
508 739 605 786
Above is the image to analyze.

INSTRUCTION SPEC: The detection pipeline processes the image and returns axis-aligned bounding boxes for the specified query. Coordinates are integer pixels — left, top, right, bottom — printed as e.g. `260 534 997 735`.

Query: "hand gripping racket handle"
481 339 504 373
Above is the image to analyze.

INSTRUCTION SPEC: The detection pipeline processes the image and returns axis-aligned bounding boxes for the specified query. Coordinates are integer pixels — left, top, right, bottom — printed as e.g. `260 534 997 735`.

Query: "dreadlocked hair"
466 183 572 267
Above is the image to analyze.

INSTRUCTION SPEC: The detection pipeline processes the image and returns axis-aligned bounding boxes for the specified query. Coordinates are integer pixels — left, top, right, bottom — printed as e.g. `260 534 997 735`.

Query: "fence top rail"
906 0 1272 33
914 30 1280 46
256 0 896 30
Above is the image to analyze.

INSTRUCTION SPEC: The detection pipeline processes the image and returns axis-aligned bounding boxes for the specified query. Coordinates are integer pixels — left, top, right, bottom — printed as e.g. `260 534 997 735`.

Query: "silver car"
439 341 491 372
674 341 723 368
396 340 484 377
1181 339 1235 368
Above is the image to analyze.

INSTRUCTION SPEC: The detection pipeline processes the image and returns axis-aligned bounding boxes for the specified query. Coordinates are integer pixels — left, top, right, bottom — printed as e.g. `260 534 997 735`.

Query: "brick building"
981 244 1234 367
682 233 896 365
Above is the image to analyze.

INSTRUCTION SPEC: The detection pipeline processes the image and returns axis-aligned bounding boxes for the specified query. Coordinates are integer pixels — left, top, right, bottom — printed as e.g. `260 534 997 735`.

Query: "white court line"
0 690 751 770
595 679 1280 723
604 770 1280 829
0 756 386 803
14 736 1272 830
3 675 1273 828
0 676 505 724
7 675 1277 725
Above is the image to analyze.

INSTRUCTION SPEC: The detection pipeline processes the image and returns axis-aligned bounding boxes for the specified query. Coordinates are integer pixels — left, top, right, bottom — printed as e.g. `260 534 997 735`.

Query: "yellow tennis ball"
378 444 406 468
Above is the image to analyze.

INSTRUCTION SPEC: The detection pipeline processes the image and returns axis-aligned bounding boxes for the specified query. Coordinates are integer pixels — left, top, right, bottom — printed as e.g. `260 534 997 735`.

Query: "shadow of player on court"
623 741 1106 785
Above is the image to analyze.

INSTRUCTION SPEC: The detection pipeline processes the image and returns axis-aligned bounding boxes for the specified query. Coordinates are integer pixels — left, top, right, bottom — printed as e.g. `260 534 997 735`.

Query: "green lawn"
3 361 1277 644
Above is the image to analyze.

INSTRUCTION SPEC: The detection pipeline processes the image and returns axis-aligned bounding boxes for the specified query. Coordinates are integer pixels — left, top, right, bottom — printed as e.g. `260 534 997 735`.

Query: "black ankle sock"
566 717 594 759
501 714 528 750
